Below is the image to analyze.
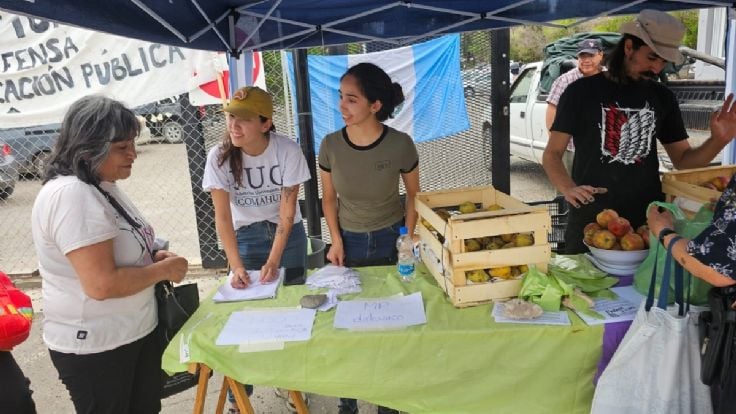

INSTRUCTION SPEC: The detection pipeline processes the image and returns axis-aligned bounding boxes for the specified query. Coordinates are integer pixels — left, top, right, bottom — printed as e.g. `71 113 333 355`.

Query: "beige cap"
224 86 273 119
620 9 685 65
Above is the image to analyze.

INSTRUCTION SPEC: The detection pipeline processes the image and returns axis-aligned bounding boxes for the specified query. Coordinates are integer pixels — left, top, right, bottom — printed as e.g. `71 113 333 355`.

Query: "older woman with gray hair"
31 95 189 413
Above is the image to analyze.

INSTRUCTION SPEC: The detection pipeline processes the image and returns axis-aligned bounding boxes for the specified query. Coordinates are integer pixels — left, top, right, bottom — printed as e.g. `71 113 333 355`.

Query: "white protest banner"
0 12 215 128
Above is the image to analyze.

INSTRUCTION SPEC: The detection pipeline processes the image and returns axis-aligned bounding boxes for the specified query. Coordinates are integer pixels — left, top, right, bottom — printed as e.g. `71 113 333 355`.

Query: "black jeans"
0 351 36 414
49 327 161 414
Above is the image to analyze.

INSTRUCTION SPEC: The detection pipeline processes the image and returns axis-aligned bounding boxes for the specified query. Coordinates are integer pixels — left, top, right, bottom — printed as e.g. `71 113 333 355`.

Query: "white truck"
484 58 725 169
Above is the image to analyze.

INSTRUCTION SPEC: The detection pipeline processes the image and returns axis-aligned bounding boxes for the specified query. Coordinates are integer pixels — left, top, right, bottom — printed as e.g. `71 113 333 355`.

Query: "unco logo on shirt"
233 165 283 189
233 164 283 207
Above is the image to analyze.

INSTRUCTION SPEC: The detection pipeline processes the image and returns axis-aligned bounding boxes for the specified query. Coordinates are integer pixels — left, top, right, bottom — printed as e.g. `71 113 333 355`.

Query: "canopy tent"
1 0 734 263
0 0 732 56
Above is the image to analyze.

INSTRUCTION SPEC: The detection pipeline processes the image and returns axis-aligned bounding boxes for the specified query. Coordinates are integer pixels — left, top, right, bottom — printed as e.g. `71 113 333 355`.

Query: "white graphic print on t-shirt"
599 102 655 165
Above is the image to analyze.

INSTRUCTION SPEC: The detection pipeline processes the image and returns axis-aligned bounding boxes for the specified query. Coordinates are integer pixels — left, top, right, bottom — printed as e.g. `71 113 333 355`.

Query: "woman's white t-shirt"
31 176 157 354
202 133 311 229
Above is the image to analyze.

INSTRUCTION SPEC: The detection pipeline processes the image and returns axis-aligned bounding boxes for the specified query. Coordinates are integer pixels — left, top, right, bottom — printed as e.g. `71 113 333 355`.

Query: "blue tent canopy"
0 0 732 54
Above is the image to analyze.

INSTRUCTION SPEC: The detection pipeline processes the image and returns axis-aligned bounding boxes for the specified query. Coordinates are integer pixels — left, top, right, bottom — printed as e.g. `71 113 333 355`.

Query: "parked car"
134 96 185 143
0 117 151 178
462 66 491 98
0 124 59 178
0 141 17 199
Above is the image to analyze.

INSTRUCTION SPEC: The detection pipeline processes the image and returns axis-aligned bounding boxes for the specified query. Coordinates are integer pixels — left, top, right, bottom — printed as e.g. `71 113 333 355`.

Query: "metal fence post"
180 94 227 268
293 49 322 238
489 29 511 194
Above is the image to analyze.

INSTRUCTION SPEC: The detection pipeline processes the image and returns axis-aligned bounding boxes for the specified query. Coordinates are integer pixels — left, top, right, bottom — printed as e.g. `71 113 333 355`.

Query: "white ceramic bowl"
585 242 648 267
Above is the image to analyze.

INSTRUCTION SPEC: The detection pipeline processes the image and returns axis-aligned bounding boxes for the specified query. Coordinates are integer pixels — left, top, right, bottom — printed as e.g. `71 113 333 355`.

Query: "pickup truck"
484 57 726 170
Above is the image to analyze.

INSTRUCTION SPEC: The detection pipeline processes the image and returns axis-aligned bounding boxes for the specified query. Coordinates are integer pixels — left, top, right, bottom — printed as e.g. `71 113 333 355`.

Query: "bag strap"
656 236 685 314
645 240 660 311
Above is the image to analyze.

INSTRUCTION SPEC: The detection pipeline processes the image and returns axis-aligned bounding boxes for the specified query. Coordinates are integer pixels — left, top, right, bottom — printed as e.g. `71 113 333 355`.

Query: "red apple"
592 230 616 250
621 233 646 251
607 217 631 238
596 209 619 228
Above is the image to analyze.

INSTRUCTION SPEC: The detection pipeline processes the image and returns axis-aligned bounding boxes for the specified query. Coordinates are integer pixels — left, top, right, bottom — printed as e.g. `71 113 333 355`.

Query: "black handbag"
155 280 202 399
699 285 736 386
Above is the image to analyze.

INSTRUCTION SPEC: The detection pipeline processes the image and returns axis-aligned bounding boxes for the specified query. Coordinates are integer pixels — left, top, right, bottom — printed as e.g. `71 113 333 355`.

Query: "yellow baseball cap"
224 86 273 119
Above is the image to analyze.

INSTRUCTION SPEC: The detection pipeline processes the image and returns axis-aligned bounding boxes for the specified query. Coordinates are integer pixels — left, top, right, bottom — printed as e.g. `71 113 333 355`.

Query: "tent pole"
292 48 322 238
489 29 511 194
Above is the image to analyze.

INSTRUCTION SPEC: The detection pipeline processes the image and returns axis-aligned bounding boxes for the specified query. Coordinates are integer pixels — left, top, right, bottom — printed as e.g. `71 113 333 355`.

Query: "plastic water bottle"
396 226 416 282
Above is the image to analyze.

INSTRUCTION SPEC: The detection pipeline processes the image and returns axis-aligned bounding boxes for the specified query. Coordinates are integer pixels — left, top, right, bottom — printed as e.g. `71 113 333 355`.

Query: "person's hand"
259 261 280 283
153 249 176 262
160 256 188 283
710 93 736 145
230 267 250 289
562 185 607 208
326 240 345 267
646 204 675 237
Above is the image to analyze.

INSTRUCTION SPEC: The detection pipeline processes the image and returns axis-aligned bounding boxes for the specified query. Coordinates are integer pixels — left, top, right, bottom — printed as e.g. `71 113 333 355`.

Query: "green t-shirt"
318 125 419 233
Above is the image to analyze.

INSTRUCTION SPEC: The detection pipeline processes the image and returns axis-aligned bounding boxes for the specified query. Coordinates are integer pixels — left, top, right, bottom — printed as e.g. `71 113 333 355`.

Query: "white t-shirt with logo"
31 176 157 354
202 133 311 229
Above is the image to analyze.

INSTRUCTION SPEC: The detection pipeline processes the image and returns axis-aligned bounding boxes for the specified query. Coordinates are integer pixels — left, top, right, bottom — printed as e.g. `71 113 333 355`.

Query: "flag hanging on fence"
286 34 469 150
188 51 266 106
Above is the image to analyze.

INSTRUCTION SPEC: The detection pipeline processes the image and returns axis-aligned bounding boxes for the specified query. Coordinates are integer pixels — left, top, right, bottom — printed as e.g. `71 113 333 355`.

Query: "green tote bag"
633 201 714 305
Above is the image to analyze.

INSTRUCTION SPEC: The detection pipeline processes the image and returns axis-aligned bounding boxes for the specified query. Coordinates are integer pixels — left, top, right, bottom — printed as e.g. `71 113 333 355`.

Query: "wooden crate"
661 165 736 215
416 185 551 307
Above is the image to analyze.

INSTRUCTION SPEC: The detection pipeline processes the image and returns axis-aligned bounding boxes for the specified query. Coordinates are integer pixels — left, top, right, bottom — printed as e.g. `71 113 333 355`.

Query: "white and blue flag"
286 35 469 150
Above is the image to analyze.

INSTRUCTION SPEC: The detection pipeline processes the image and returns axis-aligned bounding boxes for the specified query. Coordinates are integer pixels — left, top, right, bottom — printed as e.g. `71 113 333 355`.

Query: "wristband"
658 228 676 244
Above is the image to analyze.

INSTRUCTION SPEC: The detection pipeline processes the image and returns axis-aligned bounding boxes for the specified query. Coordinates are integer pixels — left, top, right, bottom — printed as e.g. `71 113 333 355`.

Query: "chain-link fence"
0 31 497 274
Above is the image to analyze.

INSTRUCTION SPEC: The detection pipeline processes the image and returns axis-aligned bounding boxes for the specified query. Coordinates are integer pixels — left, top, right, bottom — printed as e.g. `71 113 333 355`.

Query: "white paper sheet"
215 308 317 345
333 292 427 330
573 286 643 326
491 303 571 325
212 269 283 303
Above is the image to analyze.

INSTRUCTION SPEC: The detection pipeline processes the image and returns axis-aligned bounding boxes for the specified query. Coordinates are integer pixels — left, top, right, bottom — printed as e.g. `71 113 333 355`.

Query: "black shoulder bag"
699 285 736 413
93 183 202 398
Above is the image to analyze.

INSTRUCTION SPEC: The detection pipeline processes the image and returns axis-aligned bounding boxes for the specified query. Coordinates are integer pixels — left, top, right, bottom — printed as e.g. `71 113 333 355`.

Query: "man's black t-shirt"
551 73 688 253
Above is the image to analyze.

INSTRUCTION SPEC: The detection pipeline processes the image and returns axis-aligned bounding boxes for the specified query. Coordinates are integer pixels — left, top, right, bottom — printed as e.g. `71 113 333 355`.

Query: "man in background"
545 38 606 173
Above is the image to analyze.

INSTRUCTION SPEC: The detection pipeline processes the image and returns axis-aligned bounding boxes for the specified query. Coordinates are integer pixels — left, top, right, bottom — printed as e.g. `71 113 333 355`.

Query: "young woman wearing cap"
202 86 311 412
318 62 419 414
203 86 311 288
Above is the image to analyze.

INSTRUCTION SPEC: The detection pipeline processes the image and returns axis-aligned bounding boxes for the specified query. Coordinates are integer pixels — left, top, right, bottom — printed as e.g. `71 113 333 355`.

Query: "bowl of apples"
583 209 650 274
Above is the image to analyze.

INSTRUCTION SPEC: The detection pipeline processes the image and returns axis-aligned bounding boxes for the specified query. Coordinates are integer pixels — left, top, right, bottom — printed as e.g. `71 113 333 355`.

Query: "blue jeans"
341 220 403 266
236 220 307 269
229 221 307 404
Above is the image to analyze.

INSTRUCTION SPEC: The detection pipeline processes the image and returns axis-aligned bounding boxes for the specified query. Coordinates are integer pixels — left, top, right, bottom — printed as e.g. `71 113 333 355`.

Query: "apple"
636 225 650 247
611 241 622 251
621 233 646 251
607 217 631 237
592 229 616 250
596 209 619 228
583 222 602 245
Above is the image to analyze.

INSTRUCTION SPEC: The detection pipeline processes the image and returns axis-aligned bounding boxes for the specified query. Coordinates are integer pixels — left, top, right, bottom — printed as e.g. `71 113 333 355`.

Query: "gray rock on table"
300 294 328 309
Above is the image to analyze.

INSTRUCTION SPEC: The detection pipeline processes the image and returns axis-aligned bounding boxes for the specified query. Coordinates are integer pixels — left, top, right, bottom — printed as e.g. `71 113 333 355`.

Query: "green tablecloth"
162 265 602 414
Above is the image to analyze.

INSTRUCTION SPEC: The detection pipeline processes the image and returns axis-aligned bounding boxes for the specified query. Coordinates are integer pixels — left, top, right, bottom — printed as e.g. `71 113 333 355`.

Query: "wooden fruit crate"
416 185 552 307
661 165 736 215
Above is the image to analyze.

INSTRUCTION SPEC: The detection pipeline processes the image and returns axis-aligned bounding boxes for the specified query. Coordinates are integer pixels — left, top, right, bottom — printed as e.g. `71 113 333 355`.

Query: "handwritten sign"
333 292 427 330
215 308 317 345
574 286 643 326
